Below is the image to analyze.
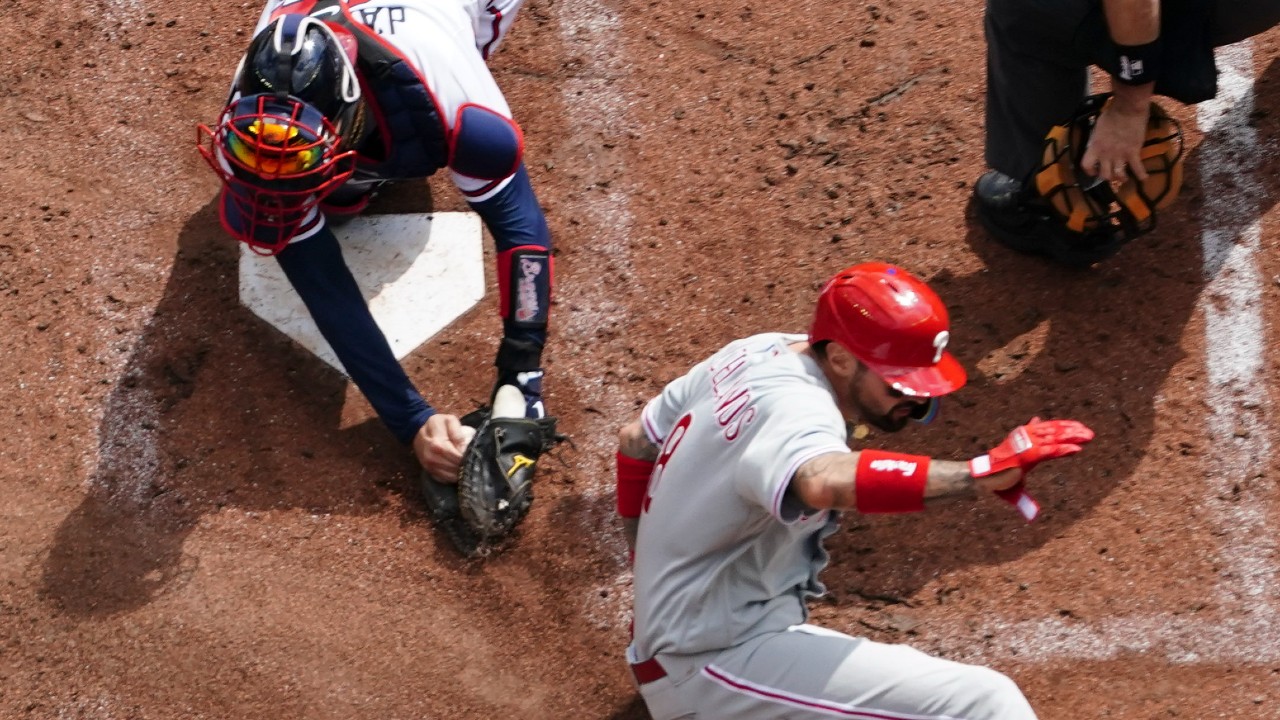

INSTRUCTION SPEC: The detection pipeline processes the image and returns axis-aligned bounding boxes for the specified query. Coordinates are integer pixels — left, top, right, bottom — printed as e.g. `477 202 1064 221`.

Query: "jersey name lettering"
708 348 757 441
355 6 407 34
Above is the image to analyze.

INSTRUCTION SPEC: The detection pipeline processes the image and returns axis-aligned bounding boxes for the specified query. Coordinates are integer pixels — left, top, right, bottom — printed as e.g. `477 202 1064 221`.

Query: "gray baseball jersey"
631 332 850 660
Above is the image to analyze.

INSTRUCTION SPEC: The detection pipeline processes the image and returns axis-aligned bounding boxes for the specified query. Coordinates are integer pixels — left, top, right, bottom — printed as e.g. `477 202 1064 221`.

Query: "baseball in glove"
419 385 562 557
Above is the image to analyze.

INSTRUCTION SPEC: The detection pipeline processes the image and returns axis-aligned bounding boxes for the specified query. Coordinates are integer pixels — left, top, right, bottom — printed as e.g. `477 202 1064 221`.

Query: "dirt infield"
2 0 1279 717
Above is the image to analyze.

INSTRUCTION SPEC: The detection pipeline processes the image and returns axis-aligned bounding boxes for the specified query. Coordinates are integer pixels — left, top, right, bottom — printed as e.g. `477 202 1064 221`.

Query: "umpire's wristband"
1112 39 1161 86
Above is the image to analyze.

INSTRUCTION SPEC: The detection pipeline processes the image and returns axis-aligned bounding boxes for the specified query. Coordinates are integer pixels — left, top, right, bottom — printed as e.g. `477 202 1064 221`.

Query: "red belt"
631 657 667 685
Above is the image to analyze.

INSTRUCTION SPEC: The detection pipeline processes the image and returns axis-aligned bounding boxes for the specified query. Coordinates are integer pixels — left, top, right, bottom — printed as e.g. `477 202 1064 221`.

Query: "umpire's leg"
984 0 1094 180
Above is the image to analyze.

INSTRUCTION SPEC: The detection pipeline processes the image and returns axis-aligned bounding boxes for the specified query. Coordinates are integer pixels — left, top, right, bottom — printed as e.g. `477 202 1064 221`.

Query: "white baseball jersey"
628 335 1040 719
630 333 851 660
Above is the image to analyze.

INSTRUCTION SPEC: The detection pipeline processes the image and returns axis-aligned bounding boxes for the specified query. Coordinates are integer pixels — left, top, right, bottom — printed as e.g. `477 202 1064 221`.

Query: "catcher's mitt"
419 386 562 557
1033 93 1184 243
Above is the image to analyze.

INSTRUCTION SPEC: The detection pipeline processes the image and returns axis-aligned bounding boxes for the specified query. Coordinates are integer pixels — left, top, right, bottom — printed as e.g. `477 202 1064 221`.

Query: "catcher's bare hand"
413 414 476 484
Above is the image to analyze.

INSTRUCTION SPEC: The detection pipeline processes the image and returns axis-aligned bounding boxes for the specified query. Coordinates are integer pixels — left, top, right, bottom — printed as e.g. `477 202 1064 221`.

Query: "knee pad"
450 103 523 180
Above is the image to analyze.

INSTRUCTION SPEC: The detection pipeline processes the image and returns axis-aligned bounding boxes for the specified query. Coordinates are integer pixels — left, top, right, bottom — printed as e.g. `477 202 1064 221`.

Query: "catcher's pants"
984 0 1280 179
632 624 1037 720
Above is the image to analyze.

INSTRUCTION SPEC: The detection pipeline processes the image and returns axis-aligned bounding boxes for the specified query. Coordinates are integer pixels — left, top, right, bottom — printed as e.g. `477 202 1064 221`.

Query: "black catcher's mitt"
419 386 562 557
457 413 559 541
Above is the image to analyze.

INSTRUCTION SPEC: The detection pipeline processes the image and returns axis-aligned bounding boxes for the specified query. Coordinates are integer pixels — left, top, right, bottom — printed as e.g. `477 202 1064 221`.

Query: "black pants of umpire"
984 0 1280 180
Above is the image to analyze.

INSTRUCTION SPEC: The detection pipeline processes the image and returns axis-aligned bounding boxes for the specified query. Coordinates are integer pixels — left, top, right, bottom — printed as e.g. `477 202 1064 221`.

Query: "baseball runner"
197 0 559 550
615 263 1095 719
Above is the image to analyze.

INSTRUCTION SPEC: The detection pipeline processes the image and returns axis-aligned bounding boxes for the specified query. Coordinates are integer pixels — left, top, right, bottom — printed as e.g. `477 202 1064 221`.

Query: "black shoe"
974 171 1125 269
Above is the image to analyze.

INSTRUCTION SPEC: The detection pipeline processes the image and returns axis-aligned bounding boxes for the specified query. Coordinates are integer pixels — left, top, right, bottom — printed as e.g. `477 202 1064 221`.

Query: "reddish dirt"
3 1 1280 718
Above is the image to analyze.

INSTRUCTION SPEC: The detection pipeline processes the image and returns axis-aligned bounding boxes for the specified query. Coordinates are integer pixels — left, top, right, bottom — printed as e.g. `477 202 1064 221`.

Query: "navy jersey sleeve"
274 226 435 444
467 163 550 254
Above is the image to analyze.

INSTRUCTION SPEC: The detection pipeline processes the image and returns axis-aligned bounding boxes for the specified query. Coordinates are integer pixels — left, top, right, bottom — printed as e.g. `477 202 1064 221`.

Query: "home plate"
238 212 484 374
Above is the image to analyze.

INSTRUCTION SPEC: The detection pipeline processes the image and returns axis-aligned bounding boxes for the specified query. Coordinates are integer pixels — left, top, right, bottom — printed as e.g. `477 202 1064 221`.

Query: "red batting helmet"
809 262 966 397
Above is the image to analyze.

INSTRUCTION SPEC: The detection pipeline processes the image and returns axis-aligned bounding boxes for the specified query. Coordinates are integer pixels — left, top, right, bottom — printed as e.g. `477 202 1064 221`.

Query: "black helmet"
236 14 362 138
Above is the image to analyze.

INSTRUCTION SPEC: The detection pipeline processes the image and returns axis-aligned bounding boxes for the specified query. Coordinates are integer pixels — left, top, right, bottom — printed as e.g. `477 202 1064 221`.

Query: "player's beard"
849 366 928 433
860 400 921 433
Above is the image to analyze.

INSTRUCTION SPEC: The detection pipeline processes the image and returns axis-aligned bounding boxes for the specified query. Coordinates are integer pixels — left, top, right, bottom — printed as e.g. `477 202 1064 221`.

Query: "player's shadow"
35 185 488 617
823 57 1280 601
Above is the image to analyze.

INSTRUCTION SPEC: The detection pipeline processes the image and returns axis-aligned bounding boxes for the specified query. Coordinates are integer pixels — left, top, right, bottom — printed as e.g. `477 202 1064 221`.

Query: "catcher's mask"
196 14 361 254
1033 93 1184 243
809 262 966 398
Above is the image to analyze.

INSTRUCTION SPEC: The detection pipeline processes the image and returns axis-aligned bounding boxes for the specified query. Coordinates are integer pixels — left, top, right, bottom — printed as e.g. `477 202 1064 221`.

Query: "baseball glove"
419 386 563 557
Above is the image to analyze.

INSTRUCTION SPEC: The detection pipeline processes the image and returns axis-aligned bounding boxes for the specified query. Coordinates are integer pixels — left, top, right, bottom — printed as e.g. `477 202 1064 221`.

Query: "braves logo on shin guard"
497 246 552 328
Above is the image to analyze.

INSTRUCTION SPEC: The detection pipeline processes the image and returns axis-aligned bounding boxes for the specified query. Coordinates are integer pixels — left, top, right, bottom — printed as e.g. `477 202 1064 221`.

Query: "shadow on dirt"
822 57 1280 601
35 185 508 617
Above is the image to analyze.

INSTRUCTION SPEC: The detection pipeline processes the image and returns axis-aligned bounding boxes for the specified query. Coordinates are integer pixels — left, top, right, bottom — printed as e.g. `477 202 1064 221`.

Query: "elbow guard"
854 449 930 514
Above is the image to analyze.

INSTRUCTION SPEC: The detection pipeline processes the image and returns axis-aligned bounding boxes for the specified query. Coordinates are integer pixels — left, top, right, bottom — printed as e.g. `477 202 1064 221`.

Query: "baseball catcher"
196 0 561 554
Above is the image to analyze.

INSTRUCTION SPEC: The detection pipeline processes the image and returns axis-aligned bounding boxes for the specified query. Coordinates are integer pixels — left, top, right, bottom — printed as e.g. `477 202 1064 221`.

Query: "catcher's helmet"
809 262 966 397
1033 93 1184 242
196 15 362 254
237 14 363 138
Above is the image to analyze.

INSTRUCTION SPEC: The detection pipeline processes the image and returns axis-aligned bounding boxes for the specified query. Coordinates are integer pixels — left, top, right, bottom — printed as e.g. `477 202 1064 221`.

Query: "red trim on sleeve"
480 4 504 60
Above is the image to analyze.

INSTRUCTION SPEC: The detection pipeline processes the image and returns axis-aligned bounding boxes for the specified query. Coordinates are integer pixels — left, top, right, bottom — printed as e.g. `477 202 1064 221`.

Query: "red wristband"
854 449 929 514
616 452 655 518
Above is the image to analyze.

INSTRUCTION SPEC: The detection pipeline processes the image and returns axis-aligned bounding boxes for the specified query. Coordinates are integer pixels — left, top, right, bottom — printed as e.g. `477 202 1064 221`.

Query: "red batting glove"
971 418 1095 522
970 417 1095 478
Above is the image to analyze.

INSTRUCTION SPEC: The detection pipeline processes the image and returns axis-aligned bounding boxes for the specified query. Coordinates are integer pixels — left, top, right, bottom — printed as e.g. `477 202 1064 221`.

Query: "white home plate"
239 212 484 374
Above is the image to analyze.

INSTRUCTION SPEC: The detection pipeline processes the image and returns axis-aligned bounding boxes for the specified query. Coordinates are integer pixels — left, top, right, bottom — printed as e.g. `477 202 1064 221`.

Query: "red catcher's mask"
197 94 356 255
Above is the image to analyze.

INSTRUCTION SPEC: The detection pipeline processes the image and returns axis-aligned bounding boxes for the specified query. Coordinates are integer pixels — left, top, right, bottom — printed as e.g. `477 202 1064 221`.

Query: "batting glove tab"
970 418 1095 479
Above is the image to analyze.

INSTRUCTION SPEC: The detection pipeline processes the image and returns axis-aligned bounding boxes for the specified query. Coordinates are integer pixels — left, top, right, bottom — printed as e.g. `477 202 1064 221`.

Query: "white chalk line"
933 41 1277 664
549 0 641 628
